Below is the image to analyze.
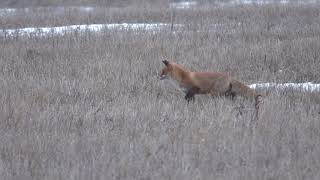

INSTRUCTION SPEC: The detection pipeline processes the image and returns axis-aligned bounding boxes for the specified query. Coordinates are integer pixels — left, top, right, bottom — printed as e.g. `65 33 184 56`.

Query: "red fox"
160 60 262 108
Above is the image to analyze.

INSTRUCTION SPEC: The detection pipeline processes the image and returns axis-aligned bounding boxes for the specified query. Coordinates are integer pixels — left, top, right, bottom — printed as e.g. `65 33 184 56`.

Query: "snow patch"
230 0 289 5
170 1 198 9
249 82 320 92
0 8 16 16
217 0 317 6
1 23 182 37
0 6 95 17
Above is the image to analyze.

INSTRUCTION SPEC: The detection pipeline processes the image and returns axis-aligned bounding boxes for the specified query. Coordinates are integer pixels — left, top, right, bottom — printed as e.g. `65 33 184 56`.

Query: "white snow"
249 82 320 92
169 0 317 8
1 23 182 37
76 6 94 12
170 1 198 9
217 0 317 6
0 6 95 16
0 8 16 16
1 1 317 18
229 0 289 5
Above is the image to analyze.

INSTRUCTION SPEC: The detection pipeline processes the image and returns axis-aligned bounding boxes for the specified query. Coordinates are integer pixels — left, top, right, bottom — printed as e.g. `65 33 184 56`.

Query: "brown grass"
0 2 320 180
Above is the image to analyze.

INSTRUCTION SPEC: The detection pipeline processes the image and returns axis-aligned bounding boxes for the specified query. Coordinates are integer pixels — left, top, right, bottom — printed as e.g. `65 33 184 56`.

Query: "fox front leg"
224 84 236 100
185 93 195 102
184 87 199 102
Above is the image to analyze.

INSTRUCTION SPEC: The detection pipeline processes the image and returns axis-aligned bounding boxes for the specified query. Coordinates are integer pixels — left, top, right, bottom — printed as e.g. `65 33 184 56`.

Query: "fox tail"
229 79 263 108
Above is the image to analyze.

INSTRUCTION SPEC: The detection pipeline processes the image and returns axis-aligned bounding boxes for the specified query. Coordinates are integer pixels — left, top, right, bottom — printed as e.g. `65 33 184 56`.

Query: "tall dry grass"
0 2 320 180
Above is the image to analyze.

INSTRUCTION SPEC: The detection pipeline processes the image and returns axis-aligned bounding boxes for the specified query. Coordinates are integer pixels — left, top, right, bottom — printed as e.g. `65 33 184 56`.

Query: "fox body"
160 60 262 107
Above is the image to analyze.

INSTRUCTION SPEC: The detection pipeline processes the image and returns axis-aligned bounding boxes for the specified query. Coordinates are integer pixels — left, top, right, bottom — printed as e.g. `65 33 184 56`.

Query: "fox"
159 60 262 108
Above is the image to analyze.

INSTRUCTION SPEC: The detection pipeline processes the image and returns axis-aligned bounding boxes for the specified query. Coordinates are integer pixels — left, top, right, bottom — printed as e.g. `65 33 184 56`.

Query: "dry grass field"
1 1 320 180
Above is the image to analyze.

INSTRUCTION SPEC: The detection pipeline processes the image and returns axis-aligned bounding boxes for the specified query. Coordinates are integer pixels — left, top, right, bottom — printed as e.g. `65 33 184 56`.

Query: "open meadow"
1 1 320 179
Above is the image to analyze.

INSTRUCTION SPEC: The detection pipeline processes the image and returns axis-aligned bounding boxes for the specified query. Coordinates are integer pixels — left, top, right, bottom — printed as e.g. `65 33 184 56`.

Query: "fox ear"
162 60 169 66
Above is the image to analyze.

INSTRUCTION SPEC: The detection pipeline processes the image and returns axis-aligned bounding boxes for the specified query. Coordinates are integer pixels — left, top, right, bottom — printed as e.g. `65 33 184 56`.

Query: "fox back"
160 60 231 95
159 60 262 108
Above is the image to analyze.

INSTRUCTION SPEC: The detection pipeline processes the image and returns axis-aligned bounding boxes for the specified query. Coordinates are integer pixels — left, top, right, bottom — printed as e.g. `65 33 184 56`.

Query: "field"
1 1 320 180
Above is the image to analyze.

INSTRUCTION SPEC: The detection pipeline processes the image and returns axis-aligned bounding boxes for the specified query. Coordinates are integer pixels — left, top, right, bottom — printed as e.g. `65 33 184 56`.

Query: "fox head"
160 60 172 80
160 60 190 82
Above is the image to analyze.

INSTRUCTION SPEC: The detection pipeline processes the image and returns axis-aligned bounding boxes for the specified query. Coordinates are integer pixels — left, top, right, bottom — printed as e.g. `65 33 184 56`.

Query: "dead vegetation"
0 1 320 180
